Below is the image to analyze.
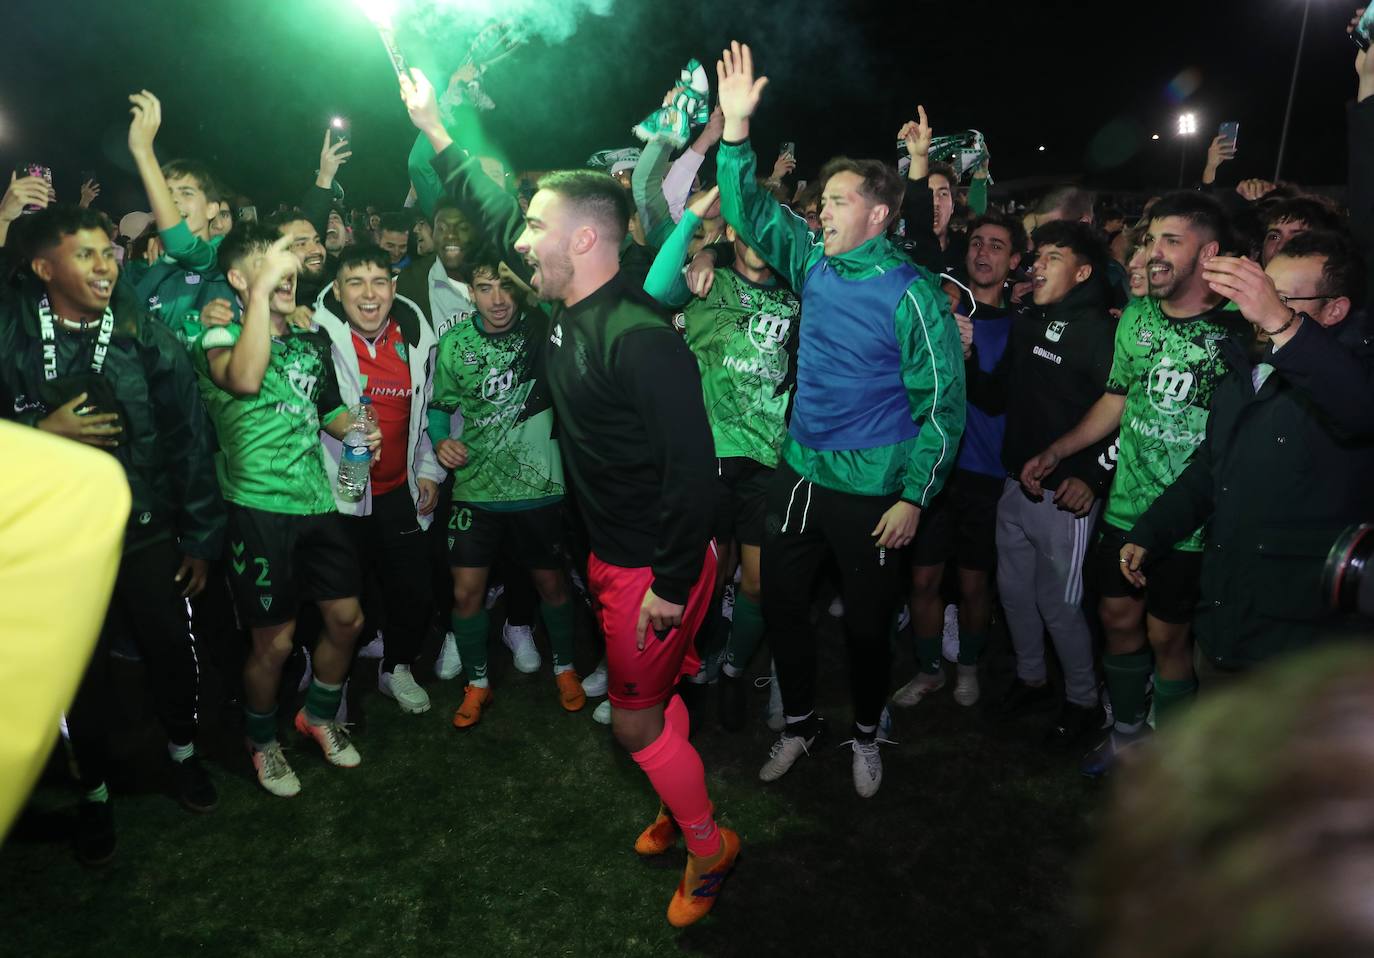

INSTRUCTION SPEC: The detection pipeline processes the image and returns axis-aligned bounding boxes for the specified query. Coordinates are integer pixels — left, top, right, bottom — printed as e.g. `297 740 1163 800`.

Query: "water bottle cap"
359 396 373 405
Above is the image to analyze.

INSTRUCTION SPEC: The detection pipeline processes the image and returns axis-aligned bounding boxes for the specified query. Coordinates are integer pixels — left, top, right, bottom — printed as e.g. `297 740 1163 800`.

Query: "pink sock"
664 693 690 741
631 723 721 857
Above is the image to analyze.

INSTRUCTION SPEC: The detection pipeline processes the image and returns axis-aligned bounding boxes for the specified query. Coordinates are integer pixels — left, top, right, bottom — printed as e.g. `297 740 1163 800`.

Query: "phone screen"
1218 122 1239 147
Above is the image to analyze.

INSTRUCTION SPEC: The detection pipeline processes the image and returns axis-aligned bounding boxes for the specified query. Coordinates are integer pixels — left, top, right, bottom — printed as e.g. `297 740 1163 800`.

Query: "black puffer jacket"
0 276 224 559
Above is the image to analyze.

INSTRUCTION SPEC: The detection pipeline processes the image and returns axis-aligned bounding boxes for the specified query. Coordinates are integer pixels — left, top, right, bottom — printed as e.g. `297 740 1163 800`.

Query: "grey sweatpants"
995 479 1099 708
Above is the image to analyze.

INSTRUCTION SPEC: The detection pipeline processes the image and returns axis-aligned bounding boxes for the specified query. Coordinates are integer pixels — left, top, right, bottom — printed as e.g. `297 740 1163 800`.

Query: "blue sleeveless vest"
788 259 921 451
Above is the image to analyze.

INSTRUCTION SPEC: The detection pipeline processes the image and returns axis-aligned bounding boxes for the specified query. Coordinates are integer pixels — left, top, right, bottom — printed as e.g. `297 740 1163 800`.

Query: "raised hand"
253 236 299 296
199 297 236 329
399 67 442 134
318 130 352 187
769 153 797 182
0 172 53 223
79 178 101 209
955 310 974 359
716 41 768 139
1202 135 1236 185
1235 178 1277 202
1355 7 1374 100
687 184 720 220
899 105 933 158
693 105 725 152
1200 255 1296 338
127 90 163 158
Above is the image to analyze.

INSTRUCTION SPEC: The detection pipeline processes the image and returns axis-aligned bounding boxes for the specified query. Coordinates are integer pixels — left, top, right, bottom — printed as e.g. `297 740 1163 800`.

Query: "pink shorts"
589 542 719 711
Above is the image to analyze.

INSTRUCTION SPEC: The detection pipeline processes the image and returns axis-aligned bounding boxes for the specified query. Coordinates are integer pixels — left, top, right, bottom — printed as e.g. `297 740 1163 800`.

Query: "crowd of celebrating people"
5 15 1374 932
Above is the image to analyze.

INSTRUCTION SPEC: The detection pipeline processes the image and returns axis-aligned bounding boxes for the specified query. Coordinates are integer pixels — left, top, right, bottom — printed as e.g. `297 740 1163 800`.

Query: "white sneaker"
357 630 385 660
249 740 301 798
892 668 946 707
759 728 817 782
485 583 505 609
379 664 431 714
847 738 884 798
582 659 609 698
592 700 612 725
294 710 361 768
828 595 845 618
502 622 541 673
941 603 960 662
435 632 463 681
953 664 980 707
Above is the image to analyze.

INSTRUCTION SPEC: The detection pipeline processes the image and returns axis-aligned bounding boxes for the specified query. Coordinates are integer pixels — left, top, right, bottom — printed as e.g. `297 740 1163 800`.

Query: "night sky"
3 0 1361 216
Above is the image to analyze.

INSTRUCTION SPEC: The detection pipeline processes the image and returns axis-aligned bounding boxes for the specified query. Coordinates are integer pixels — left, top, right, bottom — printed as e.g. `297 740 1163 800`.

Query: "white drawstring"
780 475 805 532
799 481 814 533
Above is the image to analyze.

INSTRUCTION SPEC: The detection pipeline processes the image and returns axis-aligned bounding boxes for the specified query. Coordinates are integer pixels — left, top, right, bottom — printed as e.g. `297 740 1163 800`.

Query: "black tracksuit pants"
345 486 432 672
761 461 904 730
67 538 201 790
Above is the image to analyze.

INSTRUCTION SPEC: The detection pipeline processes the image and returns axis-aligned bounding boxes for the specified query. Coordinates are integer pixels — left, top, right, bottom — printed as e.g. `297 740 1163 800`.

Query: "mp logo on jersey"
748 313 791 354
1146 356 1196 415
482 367 516 404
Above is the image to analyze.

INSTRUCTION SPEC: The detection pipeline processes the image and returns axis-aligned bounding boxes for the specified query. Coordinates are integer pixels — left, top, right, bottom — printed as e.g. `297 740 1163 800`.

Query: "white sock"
722 663 742 678
470 677 490 689
553 664 574 675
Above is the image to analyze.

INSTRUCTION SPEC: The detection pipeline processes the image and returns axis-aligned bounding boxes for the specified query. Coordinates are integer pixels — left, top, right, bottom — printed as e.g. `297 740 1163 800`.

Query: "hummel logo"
622 682 638 697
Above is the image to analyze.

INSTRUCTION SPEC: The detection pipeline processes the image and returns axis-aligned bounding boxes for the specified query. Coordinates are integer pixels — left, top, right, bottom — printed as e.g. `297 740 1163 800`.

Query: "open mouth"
1148 262 1172 282
89 279 112 297
304 254 323 270
357 301 382 320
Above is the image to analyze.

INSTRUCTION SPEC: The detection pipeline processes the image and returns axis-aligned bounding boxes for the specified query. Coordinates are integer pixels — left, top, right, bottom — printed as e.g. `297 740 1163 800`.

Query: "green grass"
1 611 1101 958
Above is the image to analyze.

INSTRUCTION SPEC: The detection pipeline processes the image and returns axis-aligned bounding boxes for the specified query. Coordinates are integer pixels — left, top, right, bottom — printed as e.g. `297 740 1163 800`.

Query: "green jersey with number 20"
1102 296 1247 551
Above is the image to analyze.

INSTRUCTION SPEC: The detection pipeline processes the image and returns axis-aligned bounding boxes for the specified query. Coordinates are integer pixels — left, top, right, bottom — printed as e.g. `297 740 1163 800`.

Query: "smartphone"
1218 121 1239 149
780 141 796 161
1354 6 1374 51
17 163 52 214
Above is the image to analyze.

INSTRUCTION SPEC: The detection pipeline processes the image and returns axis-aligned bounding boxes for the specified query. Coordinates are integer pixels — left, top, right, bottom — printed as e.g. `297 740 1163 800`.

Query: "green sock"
84 782 109 804
452 609 490 685
541 599 576 672
244 707 278 746
957 631 987 667
913 635 942 675
304 679 343 724
724 593 765 675
1152 674 1198 727
1105 648 1153 732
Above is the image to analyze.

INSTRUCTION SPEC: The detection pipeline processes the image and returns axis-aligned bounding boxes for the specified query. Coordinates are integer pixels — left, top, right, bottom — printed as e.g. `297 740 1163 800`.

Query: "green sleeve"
158 221 217 273
407 133 445 220
968 176 989 216
427 408 451 448
430 143 531 287
632 139 674 246
643 211 700 308
896 276 967 506
716 139 817 293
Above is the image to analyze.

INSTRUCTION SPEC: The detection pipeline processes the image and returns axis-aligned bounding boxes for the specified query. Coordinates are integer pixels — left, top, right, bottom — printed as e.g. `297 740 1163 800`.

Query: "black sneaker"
997 678 1057 718
718 672 749 732
1044 702 1103 749
74 799 116 867
173 755 219 813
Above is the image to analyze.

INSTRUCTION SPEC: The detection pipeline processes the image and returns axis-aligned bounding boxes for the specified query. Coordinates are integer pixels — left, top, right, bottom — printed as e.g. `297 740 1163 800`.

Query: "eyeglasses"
1278 294 1331 307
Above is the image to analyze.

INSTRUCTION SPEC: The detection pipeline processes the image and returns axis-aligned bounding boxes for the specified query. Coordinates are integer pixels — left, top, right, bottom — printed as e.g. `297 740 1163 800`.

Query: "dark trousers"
67 538 201 790
761 461 904 730
346 486 432 671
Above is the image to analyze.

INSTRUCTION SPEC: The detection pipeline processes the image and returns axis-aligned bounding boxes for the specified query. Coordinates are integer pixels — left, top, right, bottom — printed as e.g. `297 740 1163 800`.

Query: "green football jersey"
431 311 563 504
195 322 346 515
1102 297 1247 550
675 269 800 467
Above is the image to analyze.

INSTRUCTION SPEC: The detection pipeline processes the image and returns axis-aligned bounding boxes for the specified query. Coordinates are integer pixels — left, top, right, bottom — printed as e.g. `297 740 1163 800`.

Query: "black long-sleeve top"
542 276 717 603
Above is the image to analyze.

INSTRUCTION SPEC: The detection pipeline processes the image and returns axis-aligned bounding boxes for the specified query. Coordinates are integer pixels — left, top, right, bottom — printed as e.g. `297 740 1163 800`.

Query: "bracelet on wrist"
1264 308 1299 337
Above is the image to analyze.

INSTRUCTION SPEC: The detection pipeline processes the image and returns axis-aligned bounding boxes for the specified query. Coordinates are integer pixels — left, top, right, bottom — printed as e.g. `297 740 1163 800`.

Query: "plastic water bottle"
336 397 375 503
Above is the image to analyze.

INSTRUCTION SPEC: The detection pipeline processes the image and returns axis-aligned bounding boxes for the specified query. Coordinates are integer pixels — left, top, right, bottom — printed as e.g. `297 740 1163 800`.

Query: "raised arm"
202 237 298 397
128 90 218 273
714 42 814 291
